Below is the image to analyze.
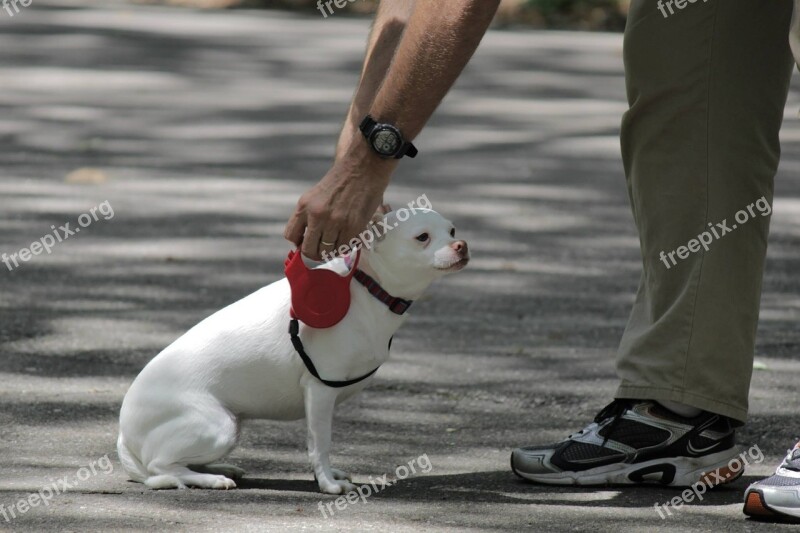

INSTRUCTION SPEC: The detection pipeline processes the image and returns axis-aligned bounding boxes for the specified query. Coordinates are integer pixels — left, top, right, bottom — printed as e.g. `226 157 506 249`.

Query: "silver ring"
321 240 334 246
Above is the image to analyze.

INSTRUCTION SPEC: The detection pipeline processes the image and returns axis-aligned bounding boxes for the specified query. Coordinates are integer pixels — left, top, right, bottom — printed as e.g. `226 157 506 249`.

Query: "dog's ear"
367 204 393 245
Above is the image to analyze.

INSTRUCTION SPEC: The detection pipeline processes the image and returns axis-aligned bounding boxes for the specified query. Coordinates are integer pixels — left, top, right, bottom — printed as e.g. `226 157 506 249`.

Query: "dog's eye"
449 228 455 237
415 233 429 242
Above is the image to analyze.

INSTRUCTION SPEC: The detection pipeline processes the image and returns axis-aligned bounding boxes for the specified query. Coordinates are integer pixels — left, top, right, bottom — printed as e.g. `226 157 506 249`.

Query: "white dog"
117 208 469 494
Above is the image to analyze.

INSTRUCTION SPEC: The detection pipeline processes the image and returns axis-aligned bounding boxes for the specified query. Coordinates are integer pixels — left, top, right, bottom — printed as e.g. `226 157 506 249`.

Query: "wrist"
334 128 398 181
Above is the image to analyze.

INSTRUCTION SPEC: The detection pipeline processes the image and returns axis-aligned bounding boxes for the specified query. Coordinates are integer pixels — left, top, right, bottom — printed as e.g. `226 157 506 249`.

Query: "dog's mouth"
437 257 469 272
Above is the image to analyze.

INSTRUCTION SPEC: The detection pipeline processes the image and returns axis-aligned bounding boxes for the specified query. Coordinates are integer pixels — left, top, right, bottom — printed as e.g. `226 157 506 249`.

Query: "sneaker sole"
744 488 800 522
512 447 745 488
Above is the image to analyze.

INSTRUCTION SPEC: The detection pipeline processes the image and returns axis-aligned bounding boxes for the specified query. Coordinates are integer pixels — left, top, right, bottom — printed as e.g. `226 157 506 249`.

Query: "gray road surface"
1 3 799 531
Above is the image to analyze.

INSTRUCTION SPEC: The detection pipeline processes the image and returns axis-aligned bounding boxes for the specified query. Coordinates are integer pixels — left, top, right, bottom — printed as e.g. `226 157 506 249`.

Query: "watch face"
371 127 401 156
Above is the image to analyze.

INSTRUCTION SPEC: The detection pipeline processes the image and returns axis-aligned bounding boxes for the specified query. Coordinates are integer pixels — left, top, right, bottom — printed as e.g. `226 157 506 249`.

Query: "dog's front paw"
318 477 357 495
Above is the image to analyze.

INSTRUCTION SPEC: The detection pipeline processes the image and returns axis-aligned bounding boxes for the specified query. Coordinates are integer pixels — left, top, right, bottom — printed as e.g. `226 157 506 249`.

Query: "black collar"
353 269 413 315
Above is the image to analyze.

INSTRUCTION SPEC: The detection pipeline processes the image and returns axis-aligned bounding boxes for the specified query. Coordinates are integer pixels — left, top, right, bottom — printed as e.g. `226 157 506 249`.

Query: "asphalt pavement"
1 2 799 531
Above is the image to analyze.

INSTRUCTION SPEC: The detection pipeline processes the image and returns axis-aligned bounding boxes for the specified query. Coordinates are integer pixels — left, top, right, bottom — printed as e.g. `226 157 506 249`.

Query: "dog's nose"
451 240 468 256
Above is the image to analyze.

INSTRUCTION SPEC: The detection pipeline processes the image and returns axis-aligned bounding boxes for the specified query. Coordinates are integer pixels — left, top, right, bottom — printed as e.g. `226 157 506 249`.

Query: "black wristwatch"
359 115 418 159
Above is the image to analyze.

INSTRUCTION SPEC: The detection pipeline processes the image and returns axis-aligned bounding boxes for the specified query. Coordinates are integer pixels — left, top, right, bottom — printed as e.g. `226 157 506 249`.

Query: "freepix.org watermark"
0 454 114 523
2 0 32 17
316 0 366 18
659 196 771 270
657 0 708 19
317 453 432 519
2 200 115 272
321 193 432 263
653 444 764 519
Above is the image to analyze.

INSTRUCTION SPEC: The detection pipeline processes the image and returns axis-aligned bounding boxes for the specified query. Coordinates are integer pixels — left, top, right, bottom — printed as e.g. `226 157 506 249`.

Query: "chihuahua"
117 207 468 494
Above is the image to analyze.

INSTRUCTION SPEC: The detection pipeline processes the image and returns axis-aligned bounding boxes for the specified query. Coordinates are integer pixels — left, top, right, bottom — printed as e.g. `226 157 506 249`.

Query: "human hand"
284 159 391 260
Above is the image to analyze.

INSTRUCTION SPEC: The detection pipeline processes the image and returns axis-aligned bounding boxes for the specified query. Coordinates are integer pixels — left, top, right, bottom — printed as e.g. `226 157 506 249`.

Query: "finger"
284 208 307 246
319 232 339 259
302 224 323 261
340 220 368 252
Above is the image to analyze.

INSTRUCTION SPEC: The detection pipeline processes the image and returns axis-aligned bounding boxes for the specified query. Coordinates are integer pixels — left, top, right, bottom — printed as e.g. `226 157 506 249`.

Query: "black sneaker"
511 399 744 487
743 441 800 523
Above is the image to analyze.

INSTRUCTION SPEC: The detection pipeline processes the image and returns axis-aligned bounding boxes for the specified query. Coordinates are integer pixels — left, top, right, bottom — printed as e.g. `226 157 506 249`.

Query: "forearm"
336 0 416 159
373 0 499 138
335 0 500 174
284 1 498 258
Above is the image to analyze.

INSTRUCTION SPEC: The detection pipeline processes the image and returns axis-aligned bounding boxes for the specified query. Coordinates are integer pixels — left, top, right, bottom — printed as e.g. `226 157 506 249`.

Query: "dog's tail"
117 433 148 483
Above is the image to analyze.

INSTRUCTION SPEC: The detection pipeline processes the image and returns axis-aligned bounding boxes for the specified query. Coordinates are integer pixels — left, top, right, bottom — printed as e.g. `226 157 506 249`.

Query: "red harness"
284 249 413 387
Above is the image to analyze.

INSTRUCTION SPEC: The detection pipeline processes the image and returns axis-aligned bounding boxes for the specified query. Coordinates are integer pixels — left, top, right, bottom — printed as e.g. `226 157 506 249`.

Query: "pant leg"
615 0 795 423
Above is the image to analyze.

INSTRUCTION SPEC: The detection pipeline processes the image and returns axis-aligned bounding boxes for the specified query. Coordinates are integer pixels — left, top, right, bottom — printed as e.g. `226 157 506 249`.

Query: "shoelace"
567 399 631 446
594 399 631 446
781 446 800 472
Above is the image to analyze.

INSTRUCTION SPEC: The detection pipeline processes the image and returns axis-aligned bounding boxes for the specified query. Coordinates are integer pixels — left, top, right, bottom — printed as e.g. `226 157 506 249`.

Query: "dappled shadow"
0 2 798 531
226 470 756 506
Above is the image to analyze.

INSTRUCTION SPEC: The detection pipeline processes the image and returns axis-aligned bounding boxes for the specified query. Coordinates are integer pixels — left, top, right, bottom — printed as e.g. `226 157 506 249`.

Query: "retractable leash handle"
284 247 378 388
284 247 360 329
284 246 393 388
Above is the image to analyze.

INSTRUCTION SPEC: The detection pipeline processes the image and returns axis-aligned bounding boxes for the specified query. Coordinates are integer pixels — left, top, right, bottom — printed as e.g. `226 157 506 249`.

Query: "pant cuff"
615 384 747 424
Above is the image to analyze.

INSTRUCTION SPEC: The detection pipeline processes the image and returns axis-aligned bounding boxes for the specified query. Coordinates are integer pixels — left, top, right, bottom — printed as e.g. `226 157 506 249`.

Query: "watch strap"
399 143 418 159
359 115 377 136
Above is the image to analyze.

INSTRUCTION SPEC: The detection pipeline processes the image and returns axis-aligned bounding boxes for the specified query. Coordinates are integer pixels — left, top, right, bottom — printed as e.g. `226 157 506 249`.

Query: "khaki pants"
615 0 795 423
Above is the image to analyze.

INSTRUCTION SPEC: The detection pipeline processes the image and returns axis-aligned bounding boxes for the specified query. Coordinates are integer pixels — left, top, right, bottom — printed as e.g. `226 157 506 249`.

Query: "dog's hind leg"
189 464 246 480
140 398 240 489
117 433 148 483
145 466 237 490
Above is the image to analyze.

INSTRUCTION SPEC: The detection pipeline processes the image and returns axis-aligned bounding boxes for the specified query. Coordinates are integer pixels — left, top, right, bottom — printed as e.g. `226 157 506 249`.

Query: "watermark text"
654 444 764 519
659 196 771 270
2 200 115 272
318 453 432 518
0 454 114 523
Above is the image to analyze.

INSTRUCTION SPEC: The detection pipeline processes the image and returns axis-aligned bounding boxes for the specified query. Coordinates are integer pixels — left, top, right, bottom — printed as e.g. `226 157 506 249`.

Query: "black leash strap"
289 319 381 388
